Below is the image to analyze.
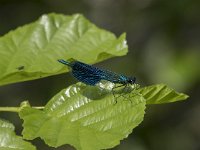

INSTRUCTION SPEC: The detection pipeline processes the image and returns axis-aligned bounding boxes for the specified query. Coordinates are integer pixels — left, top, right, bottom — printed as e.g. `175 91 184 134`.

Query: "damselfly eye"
128 77 136 84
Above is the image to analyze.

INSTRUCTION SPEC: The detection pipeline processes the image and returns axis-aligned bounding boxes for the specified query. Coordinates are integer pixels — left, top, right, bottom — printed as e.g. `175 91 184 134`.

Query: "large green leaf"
0 119 36 150
19 82 189 149
19 82 146 150
0 13 128 86
137 84 189 104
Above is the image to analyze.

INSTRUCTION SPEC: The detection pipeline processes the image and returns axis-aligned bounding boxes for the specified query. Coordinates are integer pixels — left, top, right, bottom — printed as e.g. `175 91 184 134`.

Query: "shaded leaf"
0 13 127 86
0 119 36 150
138 84 189 104
19 82 146 150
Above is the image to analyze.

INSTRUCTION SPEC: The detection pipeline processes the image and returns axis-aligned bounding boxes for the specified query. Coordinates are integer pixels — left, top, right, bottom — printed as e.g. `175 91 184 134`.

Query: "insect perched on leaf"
16 66 25 70
58 59 136 95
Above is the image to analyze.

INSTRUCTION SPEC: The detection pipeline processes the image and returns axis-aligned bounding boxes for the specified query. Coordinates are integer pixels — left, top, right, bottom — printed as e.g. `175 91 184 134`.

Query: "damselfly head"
128 77 136 84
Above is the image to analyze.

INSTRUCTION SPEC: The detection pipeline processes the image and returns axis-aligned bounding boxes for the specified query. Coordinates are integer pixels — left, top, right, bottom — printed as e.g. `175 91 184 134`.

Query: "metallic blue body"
58 59 136 86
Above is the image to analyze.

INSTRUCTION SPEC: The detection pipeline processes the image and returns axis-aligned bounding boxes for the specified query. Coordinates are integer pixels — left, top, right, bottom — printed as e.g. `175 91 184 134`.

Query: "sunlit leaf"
138 84 189 104
0 119 36 150
19 82 146 150
0 13 127 86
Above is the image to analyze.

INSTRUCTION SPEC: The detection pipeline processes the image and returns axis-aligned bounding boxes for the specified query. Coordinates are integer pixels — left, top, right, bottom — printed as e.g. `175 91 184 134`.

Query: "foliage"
0 13 127 86
0 13 188 150
18 82 187 150
0 119 36 150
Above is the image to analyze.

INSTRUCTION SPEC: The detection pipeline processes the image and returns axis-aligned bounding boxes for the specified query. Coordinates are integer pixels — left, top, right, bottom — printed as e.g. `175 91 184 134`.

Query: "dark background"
0 0 200 150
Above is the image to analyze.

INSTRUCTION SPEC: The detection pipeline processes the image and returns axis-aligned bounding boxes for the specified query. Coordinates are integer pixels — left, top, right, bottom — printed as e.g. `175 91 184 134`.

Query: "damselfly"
58 59 136 99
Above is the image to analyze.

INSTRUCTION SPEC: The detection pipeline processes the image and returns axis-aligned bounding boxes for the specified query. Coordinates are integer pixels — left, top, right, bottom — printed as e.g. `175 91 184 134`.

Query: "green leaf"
0 13 128 86
19 82 146 150
138 84 189 104
0 119 36 150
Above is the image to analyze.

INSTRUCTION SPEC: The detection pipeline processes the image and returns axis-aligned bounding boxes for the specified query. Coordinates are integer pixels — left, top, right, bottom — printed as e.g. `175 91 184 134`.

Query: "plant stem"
33 106 45 110
0 106 44 113
0 107 20 112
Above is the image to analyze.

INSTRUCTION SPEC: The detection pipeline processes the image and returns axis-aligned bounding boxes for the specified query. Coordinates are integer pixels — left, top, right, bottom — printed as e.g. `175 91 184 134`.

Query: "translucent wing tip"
57 59 71 66
57 58 77 66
